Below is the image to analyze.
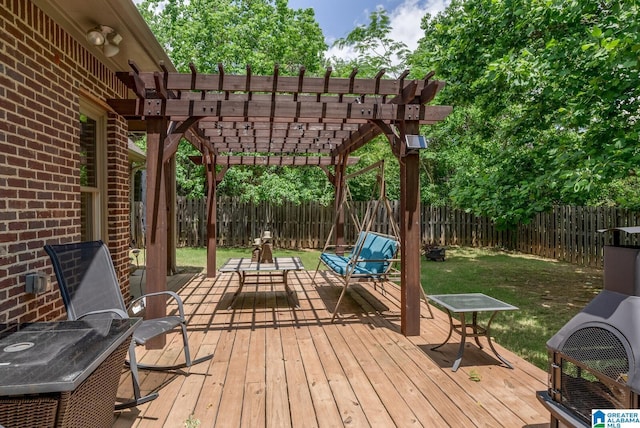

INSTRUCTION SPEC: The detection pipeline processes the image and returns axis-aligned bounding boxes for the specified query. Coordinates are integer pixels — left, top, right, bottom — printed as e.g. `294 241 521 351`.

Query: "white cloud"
328 0 449 63
326 44 358 63
389 0 448 51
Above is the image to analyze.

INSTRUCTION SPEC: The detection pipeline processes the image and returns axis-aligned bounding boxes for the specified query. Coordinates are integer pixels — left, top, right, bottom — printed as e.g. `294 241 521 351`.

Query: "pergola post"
205 151 221 278
333 155 348 255
144 117 168 348
400 121 422 336
166 157 177 275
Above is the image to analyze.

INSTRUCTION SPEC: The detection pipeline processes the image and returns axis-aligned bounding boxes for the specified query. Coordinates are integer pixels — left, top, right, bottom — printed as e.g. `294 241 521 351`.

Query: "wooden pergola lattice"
108 62 452 338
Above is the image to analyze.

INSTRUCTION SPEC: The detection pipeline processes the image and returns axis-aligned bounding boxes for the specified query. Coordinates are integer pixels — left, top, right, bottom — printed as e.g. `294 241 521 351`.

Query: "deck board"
113 269 551 427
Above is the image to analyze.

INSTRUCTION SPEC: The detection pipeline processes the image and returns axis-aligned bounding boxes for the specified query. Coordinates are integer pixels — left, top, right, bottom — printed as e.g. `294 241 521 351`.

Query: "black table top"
0 318 139 395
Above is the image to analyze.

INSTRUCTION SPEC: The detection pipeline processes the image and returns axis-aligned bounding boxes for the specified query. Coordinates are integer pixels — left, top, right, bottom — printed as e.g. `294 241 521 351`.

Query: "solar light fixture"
405 135 429 150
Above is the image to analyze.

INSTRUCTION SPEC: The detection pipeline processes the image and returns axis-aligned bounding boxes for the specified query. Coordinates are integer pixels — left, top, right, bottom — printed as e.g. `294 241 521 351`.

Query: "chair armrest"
78 309 128 319
322 244 356 252
346 257 400 276
129 291 186 319
349 257 400 265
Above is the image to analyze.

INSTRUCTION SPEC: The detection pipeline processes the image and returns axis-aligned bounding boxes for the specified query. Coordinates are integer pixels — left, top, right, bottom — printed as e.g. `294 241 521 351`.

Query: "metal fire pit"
423 245 445 262
538 324 638 427
538 229 640 427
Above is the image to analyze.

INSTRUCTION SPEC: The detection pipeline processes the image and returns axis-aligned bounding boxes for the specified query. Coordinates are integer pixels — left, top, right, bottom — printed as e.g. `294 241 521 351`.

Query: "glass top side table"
428 293 518 371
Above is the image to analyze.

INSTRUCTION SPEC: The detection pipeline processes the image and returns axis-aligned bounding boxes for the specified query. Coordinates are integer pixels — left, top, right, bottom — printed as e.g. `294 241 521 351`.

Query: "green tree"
329 8 410 78
138 0 327 75
326 8 416 201
217 165 334 205
409 0 640 228
175 140 206 198
136 0 333 203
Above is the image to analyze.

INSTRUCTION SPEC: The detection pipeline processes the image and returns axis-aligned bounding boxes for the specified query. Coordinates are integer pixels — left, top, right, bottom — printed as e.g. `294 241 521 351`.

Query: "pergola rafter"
108 61 452 339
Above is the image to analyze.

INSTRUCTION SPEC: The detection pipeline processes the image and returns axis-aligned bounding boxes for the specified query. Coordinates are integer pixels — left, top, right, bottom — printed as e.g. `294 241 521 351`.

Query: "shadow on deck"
113 269 551 427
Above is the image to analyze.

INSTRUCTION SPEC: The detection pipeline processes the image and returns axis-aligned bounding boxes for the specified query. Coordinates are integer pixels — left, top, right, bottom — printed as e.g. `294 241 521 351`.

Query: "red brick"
1 0 132 323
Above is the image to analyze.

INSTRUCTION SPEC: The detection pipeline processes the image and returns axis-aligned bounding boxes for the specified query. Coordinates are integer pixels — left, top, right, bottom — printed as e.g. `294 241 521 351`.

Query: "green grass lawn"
420 247 603 369
139 245 603 370
172 246 323 272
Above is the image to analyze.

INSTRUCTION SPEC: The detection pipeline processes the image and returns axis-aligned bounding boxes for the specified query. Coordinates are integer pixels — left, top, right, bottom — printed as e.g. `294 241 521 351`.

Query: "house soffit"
32 0 174 73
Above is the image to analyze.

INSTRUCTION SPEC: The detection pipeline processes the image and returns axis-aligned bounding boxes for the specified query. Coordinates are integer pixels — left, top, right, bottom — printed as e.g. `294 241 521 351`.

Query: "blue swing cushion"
320 231 398 277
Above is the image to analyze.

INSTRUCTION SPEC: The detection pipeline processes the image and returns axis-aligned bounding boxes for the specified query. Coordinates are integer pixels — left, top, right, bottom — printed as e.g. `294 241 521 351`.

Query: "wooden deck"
113 269 551 427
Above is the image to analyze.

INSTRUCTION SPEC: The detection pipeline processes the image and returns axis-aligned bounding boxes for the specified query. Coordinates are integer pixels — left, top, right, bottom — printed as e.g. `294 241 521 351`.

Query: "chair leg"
420 285 434 318
374 279 387 296
179 322 214 367
129 342 141 400
135 324 214 371
311 259 323 284
330 281 350 323
181 323 192 366
115 341 159 410
180 322 214 367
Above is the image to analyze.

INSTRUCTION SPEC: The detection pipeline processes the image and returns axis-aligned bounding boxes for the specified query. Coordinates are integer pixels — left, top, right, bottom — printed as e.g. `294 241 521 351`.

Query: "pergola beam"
335 123 383 157
202 137 341 148
190 155 360 167
198 121 360 131
107 99 451 123
116 70 431 96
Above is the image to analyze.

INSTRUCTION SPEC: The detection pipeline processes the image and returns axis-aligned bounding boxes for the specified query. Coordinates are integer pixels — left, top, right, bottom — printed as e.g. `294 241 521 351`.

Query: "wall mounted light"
86 25 122 58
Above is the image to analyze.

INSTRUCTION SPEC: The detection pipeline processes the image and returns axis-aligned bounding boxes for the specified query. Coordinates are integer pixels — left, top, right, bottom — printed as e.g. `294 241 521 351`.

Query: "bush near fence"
132 198 640 269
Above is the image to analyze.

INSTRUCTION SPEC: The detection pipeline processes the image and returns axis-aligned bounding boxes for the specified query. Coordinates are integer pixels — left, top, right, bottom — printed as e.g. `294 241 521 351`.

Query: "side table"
428 293 518 372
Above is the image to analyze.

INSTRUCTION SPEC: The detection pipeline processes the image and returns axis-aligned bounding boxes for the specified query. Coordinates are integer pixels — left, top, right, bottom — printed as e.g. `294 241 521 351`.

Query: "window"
79 102 107 241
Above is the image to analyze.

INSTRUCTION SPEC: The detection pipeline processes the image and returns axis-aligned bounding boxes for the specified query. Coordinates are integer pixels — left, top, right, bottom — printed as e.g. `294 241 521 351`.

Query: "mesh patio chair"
44 240 213 410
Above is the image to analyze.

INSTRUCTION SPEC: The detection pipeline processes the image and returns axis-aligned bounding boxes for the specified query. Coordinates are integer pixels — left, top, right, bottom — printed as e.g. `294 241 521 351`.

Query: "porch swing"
314 160 429 321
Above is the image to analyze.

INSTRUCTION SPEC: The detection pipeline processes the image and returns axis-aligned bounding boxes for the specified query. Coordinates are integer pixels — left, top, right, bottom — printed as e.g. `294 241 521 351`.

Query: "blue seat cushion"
355 233 398 274
320 232 398 277
320 253 369 276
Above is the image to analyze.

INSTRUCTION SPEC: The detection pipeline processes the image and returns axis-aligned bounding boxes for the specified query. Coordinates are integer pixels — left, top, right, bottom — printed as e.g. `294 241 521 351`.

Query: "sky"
287 0 450 60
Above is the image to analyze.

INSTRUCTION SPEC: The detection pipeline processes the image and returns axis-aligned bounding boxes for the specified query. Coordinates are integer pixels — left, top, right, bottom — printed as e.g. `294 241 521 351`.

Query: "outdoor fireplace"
537 227 640 427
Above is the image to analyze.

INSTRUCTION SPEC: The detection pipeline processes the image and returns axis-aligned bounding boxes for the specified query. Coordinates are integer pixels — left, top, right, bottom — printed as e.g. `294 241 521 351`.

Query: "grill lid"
547 290 640 391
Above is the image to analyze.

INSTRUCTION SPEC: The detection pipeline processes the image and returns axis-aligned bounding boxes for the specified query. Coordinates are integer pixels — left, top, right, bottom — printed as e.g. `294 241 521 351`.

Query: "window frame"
79 99 108 241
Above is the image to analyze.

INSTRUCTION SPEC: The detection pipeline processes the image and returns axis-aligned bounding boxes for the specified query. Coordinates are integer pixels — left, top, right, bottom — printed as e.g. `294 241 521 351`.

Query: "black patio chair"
44 240 213 410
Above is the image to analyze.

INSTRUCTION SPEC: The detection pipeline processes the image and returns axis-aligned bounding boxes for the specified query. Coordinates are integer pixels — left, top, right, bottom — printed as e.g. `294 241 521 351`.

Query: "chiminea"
537 226 640 427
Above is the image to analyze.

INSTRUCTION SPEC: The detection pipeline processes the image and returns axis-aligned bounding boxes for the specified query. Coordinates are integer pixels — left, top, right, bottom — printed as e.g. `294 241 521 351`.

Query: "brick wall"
0 0 132 323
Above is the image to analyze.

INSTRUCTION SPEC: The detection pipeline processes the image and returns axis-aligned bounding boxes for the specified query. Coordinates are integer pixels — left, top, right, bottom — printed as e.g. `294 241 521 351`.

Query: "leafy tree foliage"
325 8 414 201
136 0 334 203
136 0 640 227
217 166 334 205
137 0 326 75
329 8 410 78
409 0 640 228
175 141 206 198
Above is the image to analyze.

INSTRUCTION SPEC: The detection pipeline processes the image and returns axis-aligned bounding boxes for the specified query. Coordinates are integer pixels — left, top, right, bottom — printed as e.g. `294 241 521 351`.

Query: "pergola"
108 62 452 337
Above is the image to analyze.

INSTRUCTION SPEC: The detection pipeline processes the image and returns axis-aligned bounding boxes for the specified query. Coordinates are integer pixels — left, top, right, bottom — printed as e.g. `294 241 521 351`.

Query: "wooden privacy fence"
423 205 640 267
133 199 640 268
